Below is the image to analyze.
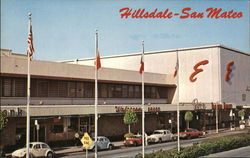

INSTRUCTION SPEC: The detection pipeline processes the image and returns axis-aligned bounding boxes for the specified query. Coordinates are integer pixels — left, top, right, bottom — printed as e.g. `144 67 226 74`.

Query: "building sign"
211 103 232 109
81 132 93 149
192 98 206 110
190 60 209 82
115 106 161 113
225 61 235 82
115 106 142 113
148 107 161 112
1 108 24 117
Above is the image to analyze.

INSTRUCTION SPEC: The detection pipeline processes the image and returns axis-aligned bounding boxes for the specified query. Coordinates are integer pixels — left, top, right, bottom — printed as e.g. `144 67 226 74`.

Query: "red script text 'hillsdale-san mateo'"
119 7 243 19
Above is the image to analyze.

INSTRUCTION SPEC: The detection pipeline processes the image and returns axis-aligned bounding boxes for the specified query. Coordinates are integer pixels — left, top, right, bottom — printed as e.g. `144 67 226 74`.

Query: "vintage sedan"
124 135 142 147
147 130 174 143
87 136 114 151
12 142 54 158
179 128 204 139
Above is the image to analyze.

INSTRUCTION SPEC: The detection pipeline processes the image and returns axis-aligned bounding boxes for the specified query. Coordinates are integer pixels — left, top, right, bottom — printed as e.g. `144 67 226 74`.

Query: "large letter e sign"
190 60 209 82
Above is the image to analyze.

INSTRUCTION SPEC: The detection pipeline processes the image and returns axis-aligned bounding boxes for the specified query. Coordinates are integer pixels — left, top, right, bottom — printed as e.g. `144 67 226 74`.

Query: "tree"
123 109 138 133
184 111 193 128
0 112 8 131
238 109 245 120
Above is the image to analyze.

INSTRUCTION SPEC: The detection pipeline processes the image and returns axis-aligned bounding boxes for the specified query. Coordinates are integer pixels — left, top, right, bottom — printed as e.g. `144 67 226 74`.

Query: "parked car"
124 134 142 147
147 130 174 143
87 136 114 151
179 128 204 139
11 142 54 158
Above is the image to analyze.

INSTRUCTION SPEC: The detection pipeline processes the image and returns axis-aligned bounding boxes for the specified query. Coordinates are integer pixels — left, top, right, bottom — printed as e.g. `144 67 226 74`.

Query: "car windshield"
153 131 163 134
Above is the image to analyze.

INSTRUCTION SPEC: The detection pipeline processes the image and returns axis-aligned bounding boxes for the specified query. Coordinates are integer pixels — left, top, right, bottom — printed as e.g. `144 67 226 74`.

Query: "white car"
12 142 54 158
147 130 174 143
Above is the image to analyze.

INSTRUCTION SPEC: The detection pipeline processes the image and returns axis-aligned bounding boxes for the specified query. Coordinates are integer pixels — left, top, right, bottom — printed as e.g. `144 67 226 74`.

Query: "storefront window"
52 125 64 133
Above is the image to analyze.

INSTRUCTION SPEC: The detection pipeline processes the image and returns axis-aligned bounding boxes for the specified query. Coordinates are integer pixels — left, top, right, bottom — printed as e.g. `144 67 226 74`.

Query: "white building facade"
1 44 249 148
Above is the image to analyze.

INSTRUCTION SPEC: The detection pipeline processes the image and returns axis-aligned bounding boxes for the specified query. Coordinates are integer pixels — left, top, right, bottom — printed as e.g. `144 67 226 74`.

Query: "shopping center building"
1 44 250 147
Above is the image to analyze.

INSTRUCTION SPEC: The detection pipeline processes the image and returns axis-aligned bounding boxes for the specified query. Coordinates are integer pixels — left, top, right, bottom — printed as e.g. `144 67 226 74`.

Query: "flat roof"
60 44 250 63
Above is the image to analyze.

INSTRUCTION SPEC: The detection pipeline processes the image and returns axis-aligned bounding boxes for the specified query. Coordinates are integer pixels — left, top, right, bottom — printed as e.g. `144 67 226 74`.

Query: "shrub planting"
135 133 250 158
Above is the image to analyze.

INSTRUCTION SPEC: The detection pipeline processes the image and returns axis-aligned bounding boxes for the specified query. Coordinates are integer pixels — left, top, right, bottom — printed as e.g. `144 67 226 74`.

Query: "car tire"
159 139 162 143
133 142 138 146
47 152 53 158
108 144 113 150
23 154 33 158
187 135 191 139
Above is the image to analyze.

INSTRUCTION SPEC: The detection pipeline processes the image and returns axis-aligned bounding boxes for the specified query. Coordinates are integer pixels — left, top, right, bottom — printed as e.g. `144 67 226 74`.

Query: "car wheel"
23 154 33 158
133 142 138 146
108 144 113 150
159 139 162 143
47 152 53 158
187 135 191 139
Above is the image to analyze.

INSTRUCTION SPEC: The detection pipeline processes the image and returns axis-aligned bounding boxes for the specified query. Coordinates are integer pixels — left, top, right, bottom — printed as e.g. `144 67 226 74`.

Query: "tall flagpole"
26 13 32 158
94 30 98 158
176 51 180 152
141 40 145 158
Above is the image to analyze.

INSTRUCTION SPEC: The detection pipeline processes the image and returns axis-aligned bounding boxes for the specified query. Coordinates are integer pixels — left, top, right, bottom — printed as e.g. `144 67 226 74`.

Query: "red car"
179 128 204 139
124 135 142 147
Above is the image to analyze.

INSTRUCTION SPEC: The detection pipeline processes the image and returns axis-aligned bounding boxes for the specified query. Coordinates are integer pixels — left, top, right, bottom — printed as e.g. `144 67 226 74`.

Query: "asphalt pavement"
55 128 250 158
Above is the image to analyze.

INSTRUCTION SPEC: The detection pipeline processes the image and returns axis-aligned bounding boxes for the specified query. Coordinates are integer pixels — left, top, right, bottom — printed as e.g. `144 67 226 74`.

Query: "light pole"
216 103 219 133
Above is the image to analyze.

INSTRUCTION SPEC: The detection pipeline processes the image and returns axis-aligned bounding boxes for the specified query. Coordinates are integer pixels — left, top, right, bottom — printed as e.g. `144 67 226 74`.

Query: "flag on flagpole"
174 52 179 77
27 17 34 59
96 49 101 70
139 53 144 74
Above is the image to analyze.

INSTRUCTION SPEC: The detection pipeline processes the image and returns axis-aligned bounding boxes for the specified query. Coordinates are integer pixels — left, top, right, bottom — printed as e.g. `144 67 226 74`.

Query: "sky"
1 0 249 61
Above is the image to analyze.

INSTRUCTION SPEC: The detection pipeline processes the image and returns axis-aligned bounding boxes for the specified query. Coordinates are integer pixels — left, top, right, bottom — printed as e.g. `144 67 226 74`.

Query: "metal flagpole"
94 30 98 158
176 51 180 152
26 13 32 158
141 40 145 158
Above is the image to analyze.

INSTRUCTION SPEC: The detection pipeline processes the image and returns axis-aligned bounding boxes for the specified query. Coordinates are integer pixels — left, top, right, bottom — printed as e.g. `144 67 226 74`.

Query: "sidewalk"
54 141 124 155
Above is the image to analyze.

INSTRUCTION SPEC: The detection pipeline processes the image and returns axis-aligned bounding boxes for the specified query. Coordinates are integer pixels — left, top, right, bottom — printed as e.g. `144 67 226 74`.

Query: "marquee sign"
114 106 161 113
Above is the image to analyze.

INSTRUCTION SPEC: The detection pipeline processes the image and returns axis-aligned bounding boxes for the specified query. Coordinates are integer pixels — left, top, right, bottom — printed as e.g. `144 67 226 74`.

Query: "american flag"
27 18 34 59
139 41 144 74
174 52 179 78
